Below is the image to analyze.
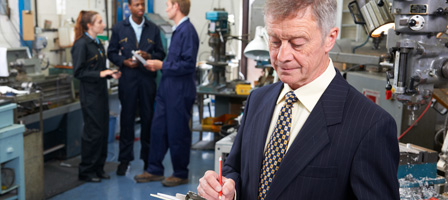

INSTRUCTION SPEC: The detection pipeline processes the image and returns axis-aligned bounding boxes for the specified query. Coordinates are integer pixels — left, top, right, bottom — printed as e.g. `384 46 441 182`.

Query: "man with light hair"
134 0 199 187
197 0 399 199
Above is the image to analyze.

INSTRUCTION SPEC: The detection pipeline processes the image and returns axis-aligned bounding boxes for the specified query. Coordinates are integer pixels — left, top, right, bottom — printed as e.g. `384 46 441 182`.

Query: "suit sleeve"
222 92 253 199
71 41 100 83
151 27 166 61
107 25 126 68
350 115 400 199
161 30 198 77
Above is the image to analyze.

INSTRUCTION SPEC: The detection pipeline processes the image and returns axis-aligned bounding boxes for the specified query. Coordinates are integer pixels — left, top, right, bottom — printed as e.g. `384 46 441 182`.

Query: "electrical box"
215 132 237 172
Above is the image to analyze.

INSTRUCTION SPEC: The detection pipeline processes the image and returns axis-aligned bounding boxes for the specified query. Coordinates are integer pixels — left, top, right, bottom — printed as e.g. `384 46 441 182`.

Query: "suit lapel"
265 72 348 199
248 82 283 194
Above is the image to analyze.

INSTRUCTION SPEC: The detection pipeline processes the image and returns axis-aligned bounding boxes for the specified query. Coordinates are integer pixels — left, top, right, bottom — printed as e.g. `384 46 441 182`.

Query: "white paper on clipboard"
131 50 147 65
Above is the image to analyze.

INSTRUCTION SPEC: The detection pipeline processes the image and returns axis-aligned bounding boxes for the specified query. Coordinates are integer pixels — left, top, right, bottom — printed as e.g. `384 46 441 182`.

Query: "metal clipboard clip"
185 191 206 200
131 50 147 65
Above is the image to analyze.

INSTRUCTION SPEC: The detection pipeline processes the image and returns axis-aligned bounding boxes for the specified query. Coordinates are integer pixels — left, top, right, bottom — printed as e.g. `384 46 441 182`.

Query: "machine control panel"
410 4 428 14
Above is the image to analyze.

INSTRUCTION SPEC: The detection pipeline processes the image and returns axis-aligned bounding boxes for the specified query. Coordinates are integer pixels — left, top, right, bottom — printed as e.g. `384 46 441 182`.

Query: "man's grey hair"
264 0 337 37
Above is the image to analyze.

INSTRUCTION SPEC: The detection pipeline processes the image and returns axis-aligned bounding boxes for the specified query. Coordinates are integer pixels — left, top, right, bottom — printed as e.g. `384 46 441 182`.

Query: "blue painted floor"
49 104 217 200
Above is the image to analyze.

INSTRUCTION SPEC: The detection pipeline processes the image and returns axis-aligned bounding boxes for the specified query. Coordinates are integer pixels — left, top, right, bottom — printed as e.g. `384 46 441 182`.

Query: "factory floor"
49 104 217 200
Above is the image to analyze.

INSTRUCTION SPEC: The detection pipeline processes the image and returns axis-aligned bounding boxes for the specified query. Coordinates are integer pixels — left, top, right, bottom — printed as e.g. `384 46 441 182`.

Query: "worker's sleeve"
151 28 166 61
107 25 126 68
71 41 101 83
350 115 400 199
161 30 198 76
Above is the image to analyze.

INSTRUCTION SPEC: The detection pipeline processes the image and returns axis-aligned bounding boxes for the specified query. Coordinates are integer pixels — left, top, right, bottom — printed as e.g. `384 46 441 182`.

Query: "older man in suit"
197 0 400 199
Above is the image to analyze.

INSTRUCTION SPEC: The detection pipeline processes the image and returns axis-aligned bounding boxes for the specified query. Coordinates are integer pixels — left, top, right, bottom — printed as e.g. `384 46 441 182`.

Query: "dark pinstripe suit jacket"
223 70 400 199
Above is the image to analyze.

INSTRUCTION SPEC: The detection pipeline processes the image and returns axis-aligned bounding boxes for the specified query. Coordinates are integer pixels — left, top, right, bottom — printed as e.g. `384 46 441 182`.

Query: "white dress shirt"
264 59 336 151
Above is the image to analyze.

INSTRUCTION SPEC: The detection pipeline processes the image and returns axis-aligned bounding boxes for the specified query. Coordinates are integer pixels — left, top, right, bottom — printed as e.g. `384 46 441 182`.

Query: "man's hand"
144 59 163 71
197 170 235 200
138 50 152 60
123 58 138 68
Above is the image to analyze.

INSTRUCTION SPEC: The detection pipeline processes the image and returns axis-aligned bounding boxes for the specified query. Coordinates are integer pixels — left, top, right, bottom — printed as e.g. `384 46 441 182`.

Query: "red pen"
219 156 223 199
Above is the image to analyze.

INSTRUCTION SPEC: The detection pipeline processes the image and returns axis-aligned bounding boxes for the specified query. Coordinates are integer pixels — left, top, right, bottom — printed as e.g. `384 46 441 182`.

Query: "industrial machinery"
399 143 445 199
197 9 248 94
199 9 230 92
345 0 448 114
2 47 75 113
4 47 44 82
339 0 448 197
207 10 229 66
1 47 79 160
215 132 237 172
385 1 448 112
340 0 448 143
400 144 438 178
244 26 270 67
244 26 276 87
375 0 448 172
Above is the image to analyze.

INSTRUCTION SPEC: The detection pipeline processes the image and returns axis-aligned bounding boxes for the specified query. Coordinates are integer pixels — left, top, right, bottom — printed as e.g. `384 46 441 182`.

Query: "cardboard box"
22 10 34 41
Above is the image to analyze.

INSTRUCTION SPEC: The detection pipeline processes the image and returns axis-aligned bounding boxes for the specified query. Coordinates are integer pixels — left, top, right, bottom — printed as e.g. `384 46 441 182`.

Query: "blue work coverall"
147 18 199 179
108 16 166 164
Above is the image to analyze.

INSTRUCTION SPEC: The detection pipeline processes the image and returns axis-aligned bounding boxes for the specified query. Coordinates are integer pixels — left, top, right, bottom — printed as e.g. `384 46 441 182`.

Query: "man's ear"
324 27 339 53
174 2 180 12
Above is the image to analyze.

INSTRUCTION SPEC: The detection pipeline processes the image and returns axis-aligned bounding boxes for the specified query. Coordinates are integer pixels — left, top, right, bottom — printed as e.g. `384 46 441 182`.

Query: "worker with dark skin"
108 0 166 176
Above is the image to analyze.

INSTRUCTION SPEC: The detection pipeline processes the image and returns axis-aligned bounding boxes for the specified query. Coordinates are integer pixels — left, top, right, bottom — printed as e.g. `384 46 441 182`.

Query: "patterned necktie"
258 91 298 200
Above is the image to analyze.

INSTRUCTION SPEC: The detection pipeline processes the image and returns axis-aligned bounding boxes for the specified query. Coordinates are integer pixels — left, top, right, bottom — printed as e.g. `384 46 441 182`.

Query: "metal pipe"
43 144 65 155
39 92 43 133
398 48 409 88
241 0 249 78
105 0 109 39
34 0 38 27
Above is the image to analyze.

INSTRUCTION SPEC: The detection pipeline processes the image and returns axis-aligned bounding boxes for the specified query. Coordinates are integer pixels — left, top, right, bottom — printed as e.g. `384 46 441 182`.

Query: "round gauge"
1 168 15 190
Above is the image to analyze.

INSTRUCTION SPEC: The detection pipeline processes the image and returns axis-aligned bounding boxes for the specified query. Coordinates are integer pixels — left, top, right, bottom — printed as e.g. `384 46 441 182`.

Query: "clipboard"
131 50 147 65
149 191 206 200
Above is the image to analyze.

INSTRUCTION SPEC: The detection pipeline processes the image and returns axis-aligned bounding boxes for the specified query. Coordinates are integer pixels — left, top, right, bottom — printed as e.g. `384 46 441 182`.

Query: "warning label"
362 89 380 104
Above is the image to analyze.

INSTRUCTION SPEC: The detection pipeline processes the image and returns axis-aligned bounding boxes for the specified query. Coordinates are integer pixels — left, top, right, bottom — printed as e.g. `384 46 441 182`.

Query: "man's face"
266 6 336 90
165 0 176 20
129 0 145 18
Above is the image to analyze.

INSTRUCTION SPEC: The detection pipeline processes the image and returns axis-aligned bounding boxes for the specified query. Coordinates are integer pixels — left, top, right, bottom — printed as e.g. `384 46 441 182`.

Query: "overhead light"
244 26 270 61
371 23 395 37
360 0 394 38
